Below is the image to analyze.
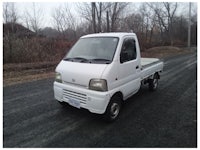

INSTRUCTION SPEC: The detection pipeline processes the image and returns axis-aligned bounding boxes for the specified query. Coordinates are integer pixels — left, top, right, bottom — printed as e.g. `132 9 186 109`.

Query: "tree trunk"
91 2 96 33
111 3 118 32
149 26 154 43
97 3 102 32
106 11 110 32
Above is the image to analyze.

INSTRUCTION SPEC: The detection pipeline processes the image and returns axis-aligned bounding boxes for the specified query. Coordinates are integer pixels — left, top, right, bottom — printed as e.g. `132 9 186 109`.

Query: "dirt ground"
3 46 191 86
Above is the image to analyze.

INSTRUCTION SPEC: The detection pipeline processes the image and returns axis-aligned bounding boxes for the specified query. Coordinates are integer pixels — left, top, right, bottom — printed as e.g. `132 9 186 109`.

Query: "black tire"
149 74 159 91
58 101 65 106
103 95 122 122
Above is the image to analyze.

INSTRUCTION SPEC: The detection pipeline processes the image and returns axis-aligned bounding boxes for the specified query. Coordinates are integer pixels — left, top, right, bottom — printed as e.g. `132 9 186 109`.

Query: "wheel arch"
154 72 160 79
104 91 123 122
111 91 123 101
149 72 160 79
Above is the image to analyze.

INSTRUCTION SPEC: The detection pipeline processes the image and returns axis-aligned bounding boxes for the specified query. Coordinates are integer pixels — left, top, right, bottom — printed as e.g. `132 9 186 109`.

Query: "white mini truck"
54 32 164 122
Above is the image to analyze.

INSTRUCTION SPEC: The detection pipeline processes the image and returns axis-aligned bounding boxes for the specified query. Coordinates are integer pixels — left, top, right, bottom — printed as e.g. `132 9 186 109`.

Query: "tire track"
3 89 52 103
160 54 196 90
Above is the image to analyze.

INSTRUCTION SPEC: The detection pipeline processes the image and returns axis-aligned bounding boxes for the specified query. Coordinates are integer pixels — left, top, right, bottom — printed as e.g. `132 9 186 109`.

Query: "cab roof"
81 32 136 39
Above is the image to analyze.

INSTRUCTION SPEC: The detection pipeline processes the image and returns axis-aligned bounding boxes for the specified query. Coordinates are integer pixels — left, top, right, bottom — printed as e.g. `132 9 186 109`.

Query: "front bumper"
53 82 111 114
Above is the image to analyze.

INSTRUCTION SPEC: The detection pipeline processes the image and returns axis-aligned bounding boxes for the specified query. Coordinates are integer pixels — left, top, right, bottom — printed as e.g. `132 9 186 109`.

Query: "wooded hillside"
3 2 197 63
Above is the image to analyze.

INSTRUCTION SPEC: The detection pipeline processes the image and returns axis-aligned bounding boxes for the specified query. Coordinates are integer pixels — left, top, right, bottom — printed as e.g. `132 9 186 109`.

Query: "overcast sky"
14 2 79 28
13 2 139 28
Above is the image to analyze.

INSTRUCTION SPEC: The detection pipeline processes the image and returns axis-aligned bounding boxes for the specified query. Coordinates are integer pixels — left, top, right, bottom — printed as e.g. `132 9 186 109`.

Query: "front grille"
63 89 87 104
63 81 87 88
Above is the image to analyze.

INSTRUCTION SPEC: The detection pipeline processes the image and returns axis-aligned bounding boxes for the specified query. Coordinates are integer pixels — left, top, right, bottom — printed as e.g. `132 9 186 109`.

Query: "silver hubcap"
153 79 158 89
110 103 120 119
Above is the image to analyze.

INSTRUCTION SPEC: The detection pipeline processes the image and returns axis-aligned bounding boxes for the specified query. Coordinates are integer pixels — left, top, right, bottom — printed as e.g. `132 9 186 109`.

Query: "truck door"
118 37 141 99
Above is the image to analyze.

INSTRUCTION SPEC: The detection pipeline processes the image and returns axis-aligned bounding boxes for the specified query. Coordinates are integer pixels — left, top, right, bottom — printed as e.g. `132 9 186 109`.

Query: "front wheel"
103 95 122 122
58 101 65 106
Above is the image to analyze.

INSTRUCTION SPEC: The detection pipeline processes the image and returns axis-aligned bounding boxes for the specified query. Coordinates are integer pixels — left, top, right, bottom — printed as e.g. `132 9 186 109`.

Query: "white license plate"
68 98 80 109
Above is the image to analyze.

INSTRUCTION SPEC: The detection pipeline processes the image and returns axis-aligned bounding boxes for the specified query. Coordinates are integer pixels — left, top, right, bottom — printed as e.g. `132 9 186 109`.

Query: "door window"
120 38 137 63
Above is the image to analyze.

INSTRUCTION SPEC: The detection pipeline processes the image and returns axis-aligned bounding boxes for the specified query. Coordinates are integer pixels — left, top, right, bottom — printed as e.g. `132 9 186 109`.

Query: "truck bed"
141 57 163 80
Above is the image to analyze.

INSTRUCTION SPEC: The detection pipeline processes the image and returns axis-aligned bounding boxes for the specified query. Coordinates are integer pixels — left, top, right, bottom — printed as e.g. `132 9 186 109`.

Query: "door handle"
136 65 139 69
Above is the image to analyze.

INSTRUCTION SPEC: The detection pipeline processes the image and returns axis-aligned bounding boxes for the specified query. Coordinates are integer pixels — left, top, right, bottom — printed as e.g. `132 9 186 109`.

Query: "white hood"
56 60 108 87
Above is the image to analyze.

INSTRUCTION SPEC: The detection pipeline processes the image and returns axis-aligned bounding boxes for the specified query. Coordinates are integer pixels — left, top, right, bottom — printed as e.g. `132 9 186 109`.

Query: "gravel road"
3 51 197 147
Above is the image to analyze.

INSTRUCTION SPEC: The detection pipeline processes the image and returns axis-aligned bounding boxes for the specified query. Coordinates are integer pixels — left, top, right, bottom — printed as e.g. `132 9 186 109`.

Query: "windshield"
64 37 119 64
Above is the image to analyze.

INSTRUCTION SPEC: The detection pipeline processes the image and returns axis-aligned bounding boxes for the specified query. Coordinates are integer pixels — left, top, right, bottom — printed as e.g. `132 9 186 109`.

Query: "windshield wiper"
73 57 88 61
63 57 88 62
63 58 73 61
63 57 111 64
89 58 111 64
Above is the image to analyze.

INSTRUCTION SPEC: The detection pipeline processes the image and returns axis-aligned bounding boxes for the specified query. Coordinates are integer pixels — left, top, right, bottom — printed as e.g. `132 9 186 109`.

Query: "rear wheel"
149 73 159 91
104 95 122 122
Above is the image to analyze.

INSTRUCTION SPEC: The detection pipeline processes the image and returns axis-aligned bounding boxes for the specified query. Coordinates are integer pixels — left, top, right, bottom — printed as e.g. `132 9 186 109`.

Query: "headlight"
55 72 62 83
89 79 108 91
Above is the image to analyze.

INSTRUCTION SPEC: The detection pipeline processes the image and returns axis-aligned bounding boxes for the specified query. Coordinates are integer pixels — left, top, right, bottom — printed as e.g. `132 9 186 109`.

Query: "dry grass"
3 72 55 87
3 61 58 72
141 46 191 58
3 46 191 87
3 61 57 87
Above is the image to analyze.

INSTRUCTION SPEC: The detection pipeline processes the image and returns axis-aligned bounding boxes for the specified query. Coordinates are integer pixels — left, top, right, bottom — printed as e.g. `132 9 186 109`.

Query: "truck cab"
54 32 163 122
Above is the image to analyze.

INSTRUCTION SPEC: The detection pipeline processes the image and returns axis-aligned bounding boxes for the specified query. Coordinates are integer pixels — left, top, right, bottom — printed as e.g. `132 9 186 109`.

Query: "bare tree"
147 2 178 45
147 3 167 43
124 13 143 33
23 3 44 35
3 2 19 62
3 2 18 24
163 2 178 45
107 2 129 32
139 3 158 43
3 3 10 24
77 2 112 33
52 4 78 39
76 3 92 22
91 2 96 33
52 5 65 34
